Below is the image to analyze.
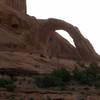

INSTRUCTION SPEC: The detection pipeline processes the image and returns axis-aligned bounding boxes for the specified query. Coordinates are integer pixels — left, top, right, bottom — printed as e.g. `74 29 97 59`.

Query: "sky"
27 0 100 54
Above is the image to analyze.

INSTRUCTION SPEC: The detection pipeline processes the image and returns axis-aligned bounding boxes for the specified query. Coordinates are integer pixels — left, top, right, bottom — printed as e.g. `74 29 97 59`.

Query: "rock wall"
0 2 100 63
0 2 100 100
0 3 100 62
0 0 26 13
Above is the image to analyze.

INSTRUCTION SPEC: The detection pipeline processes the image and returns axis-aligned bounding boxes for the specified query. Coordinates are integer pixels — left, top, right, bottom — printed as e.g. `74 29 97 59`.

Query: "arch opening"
56 30 76 47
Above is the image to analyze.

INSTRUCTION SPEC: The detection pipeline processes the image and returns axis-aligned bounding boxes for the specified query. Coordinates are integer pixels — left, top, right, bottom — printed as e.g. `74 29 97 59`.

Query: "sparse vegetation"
34 68 71 89
0 63 99 93
8 95 16 100
47 96 52 100
0 79 15 91
35 63 100 89
29 97 34 100
95 81 100 89
41 97 46 100
73 63 100 86
51 68 71 82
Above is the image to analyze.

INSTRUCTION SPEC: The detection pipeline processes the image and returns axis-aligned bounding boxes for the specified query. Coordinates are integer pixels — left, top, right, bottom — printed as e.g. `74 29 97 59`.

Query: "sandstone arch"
0 1 99 62
38 18 100 61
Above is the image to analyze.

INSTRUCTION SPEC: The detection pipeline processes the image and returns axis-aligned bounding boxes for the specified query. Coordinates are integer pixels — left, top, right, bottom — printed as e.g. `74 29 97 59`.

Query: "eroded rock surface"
0 3 99 62
0 1 100 100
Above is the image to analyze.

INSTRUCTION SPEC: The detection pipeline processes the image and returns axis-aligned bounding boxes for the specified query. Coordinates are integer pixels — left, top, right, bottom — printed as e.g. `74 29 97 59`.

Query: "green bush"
51 68 71 82
29 97 34 100
47 96 52 100
0 79 13 88
73 68 88 85
6 84 16 92
34 68 71 88
35 74 61 88
95 81 100 89
35 64 100 88
0 79 15 91
73 63 100 86
8 95 16 100
41 97 45 100
87 63 100 75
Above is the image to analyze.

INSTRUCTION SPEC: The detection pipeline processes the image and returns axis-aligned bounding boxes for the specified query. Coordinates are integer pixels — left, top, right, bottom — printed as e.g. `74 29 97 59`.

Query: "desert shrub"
29 97 34 100
6 84 16 92
19 96 26 100
73 69 95 85
95 81 100 89
8 95 16 100
0 79 15 91
73 63 100 86
0 79 13 88
41 97 45 100
86 63 100 85
35 74 58 88
34 68 71 88
87 63 100 75
51 68 71 82
73 68 89 85
47 96 52 100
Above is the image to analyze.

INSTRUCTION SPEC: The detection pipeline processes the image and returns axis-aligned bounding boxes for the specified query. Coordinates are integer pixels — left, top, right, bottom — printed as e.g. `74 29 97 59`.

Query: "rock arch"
39 18 100 61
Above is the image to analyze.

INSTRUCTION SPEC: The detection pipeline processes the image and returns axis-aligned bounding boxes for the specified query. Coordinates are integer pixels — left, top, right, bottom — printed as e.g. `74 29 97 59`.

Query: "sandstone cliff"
0 1 100 100
0 3 100 64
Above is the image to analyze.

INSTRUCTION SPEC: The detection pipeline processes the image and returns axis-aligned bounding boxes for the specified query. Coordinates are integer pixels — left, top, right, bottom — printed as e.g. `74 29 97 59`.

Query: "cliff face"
0 3 99 62
0 0 26 13
0 2 100 75
0 1 100 100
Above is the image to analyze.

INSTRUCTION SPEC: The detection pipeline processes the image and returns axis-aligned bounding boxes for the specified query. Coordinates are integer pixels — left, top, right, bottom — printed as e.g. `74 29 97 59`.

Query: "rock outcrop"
0 0 26 13
0 2 99 62
39 18 100 61
0 1 100 100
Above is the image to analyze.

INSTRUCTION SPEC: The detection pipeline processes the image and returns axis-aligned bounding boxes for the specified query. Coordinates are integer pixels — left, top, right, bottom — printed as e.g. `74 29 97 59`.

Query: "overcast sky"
27 0 100 54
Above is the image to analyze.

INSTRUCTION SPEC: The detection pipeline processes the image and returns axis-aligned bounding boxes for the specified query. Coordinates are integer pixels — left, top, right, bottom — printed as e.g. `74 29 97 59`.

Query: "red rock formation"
38 18 100 62
0 2 100 62
0 1 100 100
0 0 26 13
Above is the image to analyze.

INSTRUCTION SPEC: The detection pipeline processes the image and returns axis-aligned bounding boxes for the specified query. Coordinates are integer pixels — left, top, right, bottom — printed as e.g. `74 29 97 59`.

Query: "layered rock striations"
0 1 100 100
0 2 99 62
40 18 100 61
0 0 26 13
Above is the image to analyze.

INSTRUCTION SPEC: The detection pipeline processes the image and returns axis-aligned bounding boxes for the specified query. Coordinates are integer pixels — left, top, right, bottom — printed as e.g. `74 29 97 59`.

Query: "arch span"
39 18 99 61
